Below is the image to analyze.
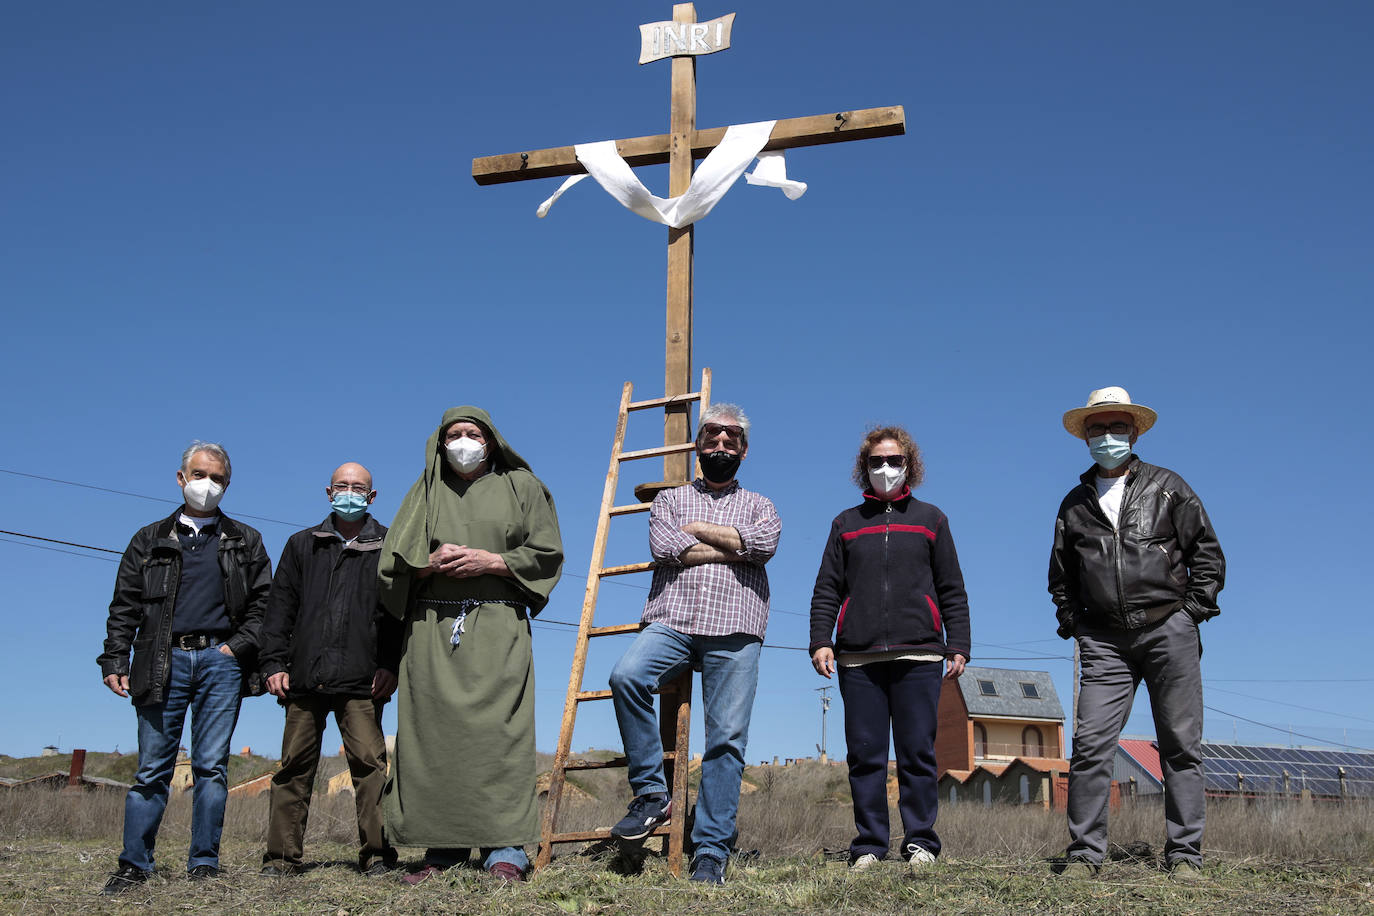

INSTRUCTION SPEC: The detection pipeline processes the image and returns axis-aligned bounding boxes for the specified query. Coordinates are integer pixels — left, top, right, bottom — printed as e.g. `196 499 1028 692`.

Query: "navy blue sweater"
809 489 972 659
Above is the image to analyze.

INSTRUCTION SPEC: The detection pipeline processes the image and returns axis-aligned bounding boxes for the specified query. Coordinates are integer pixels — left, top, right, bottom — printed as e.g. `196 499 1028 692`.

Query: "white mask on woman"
868 465 907 497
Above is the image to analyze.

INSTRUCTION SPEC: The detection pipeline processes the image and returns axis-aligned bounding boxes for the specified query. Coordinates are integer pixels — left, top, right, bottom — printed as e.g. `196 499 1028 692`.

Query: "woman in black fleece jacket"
808 426 972 873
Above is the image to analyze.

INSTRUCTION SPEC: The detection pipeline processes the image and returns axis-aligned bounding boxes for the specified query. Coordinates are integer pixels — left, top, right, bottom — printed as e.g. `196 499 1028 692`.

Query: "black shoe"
610 793 672 841
100 864 150 896
188 864 220 881
689 854 726 885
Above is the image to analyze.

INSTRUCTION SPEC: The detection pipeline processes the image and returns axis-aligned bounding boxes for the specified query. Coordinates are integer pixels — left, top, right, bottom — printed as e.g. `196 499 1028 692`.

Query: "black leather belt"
172 633 223 650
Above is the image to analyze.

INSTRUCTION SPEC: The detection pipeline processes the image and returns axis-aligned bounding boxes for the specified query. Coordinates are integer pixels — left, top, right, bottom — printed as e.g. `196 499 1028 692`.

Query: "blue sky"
4 1 1372 766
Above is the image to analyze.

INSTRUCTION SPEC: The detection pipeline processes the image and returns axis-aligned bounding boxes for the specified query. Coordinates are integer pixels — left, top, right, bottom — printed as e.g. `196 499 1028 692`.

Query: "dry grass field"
2 759 1370 914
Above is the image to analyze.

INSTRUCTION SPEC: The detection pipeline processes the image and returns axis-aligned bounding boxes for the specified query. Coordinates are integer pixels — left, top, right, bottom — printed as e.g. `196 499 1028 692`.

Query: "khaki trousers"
263 694 393 869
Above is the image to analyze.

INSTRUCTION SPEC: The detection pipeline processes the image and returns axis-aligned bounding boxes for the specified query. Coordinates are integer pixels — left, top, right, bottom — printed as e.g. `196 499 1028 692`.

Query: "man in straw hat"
1049 387 1225 880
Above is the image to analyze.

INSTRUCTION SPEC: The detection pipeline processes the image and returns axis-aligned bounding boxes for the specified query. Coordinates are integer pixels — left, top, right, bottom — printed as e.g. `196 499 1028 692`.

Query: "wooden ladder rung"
563 758 629 769
588 623 644 637
599 561 655 577
546 825 673 844
564 750 676 772
608 502 653 516
575 689 613 702
627 391 704 411
619 442 696 461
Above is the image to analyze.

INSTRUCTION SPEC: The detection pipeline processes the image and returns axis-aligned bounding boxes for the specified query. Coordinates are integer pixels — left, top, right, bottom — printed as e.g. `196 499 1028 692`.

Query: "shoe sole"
611 802 672 841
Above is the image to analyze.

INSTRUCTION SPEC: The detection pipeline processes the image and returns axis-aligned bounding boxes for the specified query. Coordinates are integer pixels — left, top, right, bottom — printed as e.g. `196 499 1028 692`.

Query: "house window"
977 679 998 697
982 780 992 806
1020 682 1040 699
1019 774 1030 804
949 785 958 805
973 723 987 758
1022 725 1044 758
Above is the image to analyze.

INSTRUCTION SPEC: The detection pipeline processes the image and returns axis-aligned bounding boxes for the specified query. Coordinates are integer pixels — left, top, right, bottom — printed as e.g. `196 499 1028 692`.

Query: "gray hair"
181 440 232 482
698 403 751 447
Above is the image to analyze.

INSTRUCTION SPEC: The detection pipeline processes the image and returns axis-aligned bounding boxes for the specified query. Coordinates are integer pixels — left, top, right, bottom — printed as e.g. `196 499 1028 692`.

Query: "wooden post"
664 2 696 486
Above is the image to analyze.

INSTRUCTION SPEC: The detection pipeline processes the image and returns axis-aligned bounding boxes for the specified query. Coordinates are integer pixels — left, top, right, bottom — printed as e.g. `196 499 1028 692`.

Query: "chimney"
67 748 87 787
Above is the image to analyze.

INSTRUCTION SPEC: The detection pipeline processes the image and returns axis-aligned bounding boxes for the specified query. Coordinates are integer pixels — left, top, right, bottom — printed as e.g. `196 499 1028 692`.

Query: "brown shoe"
488 861 526 882
400 864 446 886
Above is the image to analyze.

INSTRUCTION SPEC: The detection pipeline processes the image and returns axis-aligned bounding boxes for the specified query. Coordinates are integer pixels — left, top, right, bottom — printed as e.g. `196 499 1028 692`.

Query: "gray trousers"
1068 610 1204 866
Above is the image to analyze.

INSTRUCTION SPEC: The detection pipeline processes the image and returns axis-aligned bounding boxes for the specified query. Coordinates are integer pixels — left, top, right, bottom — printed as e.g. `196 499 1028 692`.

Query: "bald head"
330 462 373 492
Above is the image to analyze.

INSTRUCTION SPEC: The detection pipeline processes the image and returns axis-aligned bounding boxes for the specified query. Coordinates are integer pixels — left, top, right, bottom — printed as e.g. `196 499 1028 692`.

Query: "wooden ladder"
535 369 712 875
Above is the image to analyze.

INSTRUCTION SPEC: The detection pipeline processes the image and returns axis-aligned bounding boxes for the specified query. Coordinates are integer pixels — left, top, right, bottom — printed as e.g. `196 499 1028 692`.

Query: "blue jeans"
425 846 529 872
609 622 761 862
120 644 243 873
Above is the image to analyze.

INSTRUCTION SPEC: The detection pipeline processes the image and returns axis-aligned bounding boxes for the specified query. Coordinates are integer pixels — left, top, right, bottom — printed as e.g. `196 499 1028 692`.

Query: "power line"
0 467 306 528
1203 703 1374 753
0 536 118 563
0 529 120 554
1206 685 1374 727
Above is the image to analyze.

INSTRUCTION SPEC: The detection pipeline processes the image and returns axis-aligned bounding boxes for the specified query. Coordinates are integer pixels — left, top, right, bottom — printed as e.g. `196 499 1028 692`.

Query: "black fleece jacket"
809 489 972 660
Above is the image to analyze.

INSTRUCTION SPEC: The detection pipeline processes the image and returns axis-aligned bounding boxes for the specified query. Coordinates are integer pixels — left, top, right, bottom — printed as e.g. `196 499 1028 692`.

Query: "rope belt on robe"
426 597 528 647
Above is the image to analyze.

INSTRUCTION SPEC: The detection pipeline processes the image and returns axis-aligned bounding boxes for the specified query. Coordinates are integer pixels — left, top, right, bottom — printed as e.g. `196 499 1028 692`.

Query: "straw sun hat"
1062 386 1157 439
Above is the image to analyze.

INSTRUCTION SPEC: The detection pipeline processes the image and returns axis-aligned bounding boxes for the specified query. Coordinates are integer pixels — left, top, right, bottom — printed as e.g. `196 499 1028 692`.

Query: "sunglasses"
1085 421 1133 438
867 454 906 470
700 423 744 440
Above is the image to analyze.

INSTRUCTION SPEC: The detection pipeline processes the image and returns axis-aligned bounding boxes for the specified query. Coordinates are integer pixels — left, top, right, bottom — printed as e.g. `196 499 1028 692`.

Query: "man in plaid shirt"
608 403 781 885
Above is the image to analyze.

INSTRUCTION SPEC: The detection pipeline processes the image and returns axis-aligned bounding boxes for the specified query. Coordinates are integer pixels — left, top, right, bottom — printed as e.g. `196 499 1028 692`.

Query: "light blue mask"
331 491 370 521
1088 433 1132 470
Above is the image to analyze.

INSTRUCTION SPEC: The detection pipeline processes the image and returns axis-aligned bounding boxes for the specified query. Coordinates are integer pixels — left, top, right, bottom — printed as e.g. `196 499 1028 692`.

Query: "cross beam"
471 105 906 185
471 3 904 484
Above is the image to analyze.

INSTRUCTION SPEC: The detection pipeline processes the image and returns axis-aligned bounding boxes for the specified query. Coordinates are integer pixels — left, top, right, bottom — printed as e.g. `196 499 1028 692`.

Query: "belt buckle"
176 634 206 650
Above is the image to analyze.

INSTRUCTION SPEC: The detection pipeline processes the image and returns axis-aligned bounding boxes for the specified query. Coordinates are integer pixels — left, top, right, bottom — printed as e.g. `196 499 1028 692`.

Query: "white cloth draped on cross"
536 119 807 228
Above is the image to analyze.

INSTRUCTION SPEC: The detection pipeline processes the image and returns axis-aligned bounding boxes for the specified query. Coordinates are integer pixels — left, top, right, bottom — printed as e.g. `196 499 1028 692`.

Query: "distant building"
1116 739 1374 801
936 666 1073 809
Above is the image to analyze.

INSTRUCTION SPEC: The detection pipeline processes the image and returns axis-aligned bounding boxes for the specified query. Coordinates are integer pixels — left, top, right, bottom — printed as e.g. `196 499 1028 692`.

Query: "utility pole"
815 686 832 763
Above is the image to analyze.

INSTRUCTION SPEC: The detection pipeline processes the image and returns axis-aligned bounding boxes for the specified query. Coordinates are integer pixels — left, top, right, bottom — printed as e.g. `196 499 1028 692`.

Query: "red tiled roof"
1119 738 1163 782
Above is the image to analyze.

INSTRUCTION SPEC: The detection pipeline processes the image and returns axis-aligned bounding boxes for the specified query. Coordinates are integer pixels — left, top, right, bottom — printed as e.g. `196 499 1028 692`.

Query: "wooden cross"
473 2 904 483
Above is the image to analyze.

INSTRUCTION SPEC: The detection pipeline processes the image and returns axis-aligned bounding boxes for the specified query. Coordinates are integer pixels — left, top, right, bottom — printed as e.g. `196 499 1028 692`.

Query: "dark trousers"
837 659 944 860
264 694 393 869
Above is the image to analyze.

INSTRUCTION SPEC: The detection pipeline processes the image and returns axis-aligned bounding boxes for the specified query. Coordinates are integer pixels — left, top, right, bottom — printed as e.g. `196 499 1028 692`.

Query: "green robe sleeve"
501 470 564 615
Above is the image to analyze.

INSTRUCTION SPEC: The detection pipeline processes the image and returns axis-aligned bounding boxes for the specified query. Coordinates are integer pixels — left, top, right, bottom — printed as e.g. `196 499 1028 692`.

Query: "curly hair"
851 425 924 491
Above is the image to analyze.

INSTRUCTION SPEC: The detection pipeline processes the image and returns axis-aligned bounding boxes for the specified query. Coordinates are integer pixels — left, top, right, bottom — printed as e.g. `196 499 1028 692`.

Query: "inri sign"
638 12 735 65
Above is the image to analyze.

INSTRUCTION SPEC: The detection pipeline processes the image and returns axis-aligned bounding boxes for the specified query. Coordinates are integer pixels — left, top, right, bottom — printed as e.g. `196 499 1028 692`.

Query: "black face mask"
699 450 741 484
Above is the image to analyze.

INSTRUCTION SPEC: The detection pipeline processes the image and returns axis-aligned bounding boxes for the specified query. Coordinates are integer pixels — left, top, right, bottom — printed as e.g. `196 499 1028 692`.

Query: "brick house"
936 666 1071 808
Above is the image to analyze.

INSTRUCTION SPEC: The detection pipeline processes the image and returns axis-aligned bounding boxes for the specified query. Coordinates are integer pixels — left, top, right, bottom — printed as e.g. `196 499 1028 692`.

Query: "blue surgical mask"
1088 433 1132 470
331 490 369 521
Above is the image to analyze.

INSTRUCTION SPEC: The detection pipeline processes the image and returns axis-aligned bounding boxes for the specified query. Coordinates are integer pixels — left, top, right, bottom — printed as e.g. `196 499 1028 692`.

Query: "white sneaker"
849 853 880 872
906 844 936 874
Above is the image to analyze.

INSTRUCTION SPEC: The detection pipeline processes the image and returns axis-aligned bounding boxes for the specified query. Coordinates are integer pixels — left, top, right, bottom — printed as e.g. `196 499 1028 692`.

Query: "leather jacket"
1049 456 1224 637
98 509 273 705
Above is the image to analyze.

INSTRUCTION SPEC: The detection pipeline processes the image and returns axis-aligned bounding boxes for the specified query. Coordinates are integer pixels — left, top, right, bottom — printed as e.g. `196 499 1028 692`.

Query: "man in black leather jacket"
1049 387 1224 880
96 441 272 894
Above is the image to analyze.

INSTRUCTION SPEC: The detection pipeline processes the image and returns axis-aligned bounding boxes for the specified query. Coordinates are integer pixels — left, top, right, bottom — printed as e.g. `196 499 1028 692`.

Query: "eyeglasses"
1085 421 1133 438
867 454 906 470
330 483 372 494
700 423 744 441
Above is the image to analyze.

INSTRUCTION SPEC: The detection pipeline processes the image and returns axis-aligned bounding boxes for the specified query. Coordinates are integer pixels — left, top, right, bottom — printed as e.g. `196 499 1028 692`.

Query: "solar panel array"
1201 743 1374 798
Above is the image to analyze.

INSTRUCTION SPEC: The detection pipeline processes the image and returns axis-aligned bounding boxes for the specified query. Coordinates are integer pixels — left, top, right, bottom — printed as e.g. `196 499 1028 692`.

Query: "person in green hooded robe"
379 406 563 882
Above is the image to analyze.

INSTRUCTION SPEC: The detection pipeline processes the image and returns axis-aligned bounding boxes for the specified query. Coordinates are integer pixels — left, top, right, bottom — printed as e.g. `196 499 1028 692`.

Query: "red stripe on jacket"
926 594 942 633
840 524 937 542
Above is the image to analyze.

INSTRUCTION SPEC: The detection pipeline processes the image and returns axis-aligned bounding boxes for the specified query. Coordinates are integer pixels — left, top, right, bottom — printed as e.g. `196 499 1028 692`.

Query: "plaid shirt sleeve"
648 488 698 566
732 496 780 565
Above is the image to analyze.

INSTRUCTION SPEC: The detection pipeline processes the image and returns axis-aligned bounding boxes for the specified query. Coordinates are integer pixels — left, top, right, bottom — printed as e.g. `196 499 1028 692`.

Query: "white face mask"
182 477 225 513
868 465 907 497
445 437 487 474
